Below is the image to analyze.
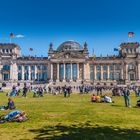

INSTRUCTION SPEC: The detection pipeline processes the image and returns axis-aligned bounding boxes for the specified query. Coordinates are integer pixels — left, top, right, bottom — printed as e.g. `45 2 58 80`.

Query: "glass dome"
57 40 83 51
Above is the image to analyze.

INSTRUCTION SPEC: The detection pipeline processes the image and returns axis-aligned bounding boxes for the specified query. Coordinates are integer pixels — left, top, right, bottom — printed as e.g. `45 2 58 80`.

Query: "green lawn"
0 92 140 140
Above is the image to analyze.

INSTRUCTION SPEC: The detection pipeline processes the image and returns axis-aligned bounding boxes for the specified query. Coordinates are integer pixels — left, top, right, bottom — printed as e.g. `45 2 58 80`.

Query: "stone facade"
0 41 140 86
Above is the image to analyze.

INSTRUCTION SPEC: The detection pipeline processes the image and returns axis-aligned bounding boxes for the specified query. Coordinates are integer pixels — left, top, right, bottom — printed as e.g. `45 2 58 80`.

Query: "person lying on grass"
0 110 28 123
103 95 114 103
91 94 114 103
0 98 16 110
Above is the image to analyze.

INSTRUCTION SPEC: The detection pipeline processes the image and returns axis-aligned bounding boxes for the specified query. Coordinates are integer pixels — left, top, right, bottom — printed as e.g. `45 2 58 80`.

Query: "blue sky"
0 0 140 56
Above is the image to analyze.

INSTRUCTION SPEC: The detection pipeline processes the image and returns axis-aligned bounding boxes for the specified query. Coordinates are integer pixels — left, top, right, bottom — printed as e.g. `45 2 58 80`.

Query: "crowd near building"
0 40 140 86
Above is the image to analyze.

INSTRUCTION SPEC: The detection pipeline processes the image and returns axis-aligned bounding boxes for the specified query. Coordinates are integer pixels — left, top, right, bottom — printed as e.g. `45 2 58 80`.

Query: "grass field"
0 91 140 140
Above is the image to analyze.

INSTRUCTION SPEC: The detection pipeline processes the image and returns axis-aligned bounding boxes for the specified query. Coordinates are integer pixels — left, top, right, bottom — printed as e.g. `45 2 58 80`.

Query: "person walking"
123 87 131 108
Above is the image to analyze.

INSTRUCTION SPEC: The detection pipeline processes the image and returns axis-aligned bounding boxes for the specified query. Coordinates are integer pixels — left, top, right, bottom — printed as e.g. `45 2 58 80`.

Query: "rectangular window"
31 66 35 70
43 65 47 70
24 66 28 71
18 66 22 71
110 65 113 71
59 64 64 81
96 66 101 71
96 72 101 80
115 72 120 80
90 65 94 80
37 66 41 70
103 65 107 71
115 64 121 70
103 72 107 80
109 72 113 80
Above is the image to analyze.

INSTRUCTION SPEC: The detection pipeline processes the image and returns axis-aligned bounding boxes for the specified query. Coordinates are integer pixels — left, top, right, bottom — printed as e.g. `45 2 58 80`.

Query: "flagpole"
10 38 11 43
128 37 129 42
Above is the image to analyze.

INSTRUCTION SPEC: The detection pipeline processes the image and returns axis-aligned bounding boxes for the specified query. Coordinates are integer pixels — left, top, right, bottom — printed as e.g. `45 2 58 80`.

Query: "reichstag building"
0 40 140 85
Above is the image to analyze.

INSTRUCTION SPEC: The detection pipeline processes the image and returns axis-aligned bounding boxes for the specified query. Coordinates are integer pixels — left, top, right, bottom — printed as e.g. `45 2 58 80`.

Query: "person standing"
33 87 37 97
123 87 131 107
22 83 28 98
63 85 67 97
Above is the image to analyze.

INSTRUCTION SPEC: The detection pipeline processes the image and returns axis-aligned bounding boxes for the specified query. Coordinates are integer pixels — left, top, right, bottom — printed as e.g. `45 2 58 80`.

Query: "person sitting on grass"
0 98 15 110
6 98 16 110
91 94 97 102
96 95 101 103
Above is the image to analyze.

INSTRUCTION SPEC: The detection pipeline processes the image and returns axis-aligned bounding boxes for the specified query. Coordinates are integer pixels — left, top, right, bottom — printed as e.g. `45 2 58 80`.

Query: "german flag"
10 33 14 38
128 32 134 37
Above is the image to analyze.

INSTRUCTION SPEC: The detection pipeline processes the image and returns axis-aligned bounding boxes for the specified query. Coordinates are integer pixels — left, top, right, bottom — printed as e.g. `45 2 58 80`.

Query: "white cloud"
15 34 25 38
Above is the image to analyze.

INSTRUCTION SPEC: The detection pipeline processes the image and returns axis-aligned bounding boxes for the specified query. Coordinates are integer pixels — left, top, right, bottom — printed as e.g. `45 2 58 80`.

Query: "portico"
50 62 82 82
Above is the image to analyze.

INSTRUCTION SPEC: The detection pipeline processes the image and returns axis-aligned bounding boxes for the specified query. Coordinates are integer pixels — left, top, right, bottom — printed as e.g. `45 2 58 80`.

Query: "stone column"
121 64 124 80
50 63 53 81
135 63 139 81
10 63 18 81
126 64 128 80
57 63 59 81
70 63 73 81
34 65 37 80
12 63 18 81
107 65 109 80
84 62 90 81
0 65 3 81
94 65 96 80
63 63 66 81
138 63 140 80
22 65 24 80
77 63 79 80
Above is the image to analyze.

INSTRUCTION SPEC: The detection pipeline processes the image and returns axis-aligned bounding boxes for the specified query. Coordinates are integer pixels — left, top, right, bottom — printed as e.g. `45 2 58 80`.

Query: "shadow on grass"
29 122 140 140
111 104 123 107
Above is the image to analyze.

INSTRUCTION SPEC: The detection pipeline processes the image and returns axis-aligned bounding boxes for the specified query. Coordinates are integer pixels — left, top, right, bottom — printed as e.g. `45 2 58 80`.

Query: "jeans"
124 96 130 107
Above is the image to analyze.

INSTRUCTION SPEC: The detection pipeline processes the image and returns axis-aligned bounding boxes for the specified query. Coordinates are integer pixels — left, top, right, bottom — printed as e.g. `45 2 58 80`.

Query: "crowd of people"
1 82 140 123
